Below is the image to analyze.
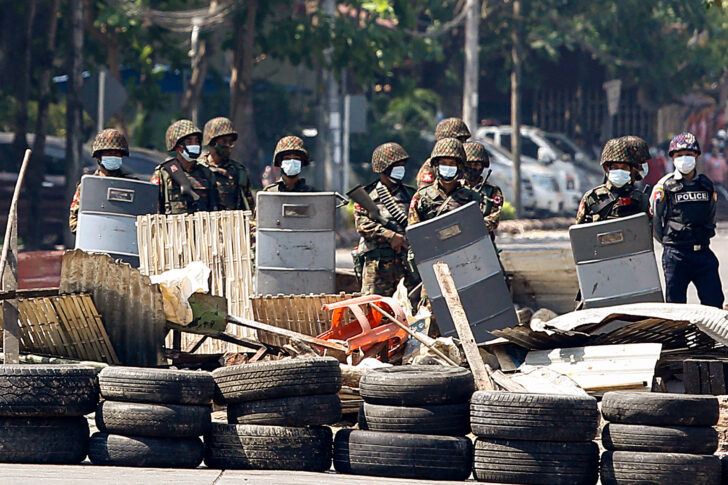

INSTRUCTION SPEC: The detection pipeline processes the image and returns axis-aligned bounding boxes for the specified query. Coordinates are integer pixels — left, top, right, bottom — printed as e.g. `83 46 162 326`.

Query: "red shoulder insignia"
150 176 161 185
422 172 434 184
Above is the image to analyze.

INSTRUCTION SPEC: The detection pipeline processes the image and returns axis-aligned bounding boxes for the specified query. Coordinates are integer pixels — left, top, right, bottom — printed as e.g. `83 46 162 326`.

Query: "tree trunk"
26 0 60 249
10 0 36 165
65 0 84 248
462 0 480 132
181 1 219 126
230 0 260 184
510 0 522 218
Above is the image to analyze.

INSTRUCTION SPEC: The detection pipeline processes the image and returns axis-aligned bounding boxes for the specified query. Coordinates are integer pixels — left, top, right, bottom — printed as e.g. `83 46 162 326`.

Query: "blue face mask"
181 144 201 161
281 159 302 177
608 169 631 188
100 156 122 171
389 166 406 181
438 165 458 181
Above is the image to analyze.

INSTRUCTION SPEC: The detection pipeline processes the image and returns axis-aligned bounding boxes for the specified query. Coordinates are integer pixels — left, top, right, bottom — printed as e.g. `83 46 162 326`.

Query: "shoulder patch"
653 187 664 203
409 195 418 211
492 194 503 207
421 172 434 184
150 176 161 185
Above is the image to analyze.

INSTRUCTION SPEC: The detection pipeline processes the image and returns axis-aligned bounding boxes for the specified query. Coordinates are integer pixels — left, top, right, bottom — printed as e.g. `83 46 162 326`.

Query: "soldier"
623 135 652 193
200 117 255 211
263 136 317 192
463 141 504 235
354 142 417 296
651 132 724 308
575 137 650 224
69 129 134 233
416 117 471 188
151 119 217 214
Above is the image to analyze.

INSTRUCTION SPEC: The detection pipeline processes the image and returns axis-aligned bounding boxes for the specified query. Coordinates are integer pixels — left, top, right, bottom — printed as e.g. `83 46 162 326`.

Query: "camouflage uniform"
354 142 417 296
263 136 317 192
151 120 217 214
464 141 504 233
201 117 255 211
69 129 131 233
575 137 650 224
416 118 471 188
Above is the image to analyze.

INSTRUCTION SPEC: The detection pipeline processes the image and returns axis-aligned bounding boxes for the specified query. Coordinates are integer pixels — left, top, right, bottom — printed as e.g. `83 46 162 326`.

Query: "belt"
670 243 709 252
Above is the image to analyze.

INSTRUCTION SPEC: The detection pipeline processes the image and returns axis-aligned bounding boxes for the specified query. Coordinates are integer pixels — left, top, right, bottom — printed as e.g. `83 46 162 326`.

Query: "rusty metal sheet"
18 250 64 289
59 249 165 366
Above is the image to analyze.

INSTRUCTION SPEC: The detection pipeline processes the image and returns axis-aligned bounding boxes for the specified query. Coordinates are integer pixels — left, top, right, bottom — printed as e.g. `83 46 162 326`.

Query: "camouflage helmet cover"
273 136 310 166
463 141 490 167
622 135 651 164
430 138 466 165
165 119 202 151
434 118 471 141
600 138 636 167
669 131 701 156
92 128 129 157
203 117 238 146
371 142 409 173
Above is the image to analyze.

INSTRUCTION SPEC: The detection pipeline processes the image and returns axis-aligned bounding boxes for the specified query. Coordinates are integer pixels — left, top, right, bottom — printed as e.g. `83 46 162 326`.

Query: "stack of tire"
335 365 474 481
90 366 214 468
207 357 342 471
0 365 98 464
600 391 721 485
471 391 600 485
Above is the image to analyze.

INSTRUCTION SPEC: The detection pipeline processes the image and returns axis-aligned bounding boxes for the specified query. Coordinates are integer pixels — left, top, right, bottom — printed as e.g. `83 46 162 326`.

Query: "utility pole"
323 0 341 192
65 0 84 248
462 0 480 132
510 0 522 218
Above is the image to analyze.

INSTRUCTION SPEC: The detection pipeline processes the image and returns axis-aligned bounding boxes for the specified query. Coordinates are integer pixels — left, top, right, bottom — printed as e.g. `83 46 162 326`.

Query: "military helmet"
463 141 490 167
203 117 238 146
165 119 202 151
430 138 466 165
669 131 701 156
622 135 650 165
600 138 635 167
92 129 129 157
434 118 471 141
371 142 409 173
273 135 310 166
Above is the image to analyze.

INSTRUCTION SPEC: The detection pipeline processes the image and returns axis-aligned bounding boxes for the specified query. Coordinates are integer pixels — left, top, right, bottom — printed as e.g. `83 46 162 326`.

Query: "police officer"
354 143 417 297
200 117 255 211
576 137 650 224
151 119 217 214
463 141 504 235
69 129 135 233
263 136 317 192
651 132 724 308
416 117 471 188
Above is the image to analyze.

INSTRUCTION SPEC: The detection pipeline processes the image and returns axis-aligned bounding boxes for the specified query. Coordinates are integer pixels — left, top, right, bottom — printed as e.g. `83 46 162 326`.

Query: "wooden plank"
433 262 494 391
710 361 727 396
227 314 347 352
699 360 711 395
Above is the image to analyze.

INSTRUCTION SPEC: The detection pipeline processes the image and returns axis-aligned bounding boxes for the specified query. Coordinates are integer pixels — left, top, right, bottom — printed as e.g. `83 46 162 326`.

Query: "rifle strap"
162 160 200 202
376 183 408 226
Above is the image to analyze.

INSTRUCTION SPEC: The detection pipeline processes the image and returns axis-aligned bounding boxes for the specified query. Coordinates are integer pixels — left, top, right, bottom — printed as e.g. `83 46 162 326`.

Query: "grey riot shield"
255 192 336 295
75 175 158 267
569 212 663 309
407 201 518 344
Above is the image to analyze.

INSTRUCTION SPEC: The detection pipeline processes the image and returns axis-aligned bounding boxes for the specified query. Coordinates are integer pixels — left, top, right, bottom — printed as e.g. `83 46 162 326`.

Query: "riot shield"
569 212 663 309
256 192 336 295
407 201 518 344
75 175 158 267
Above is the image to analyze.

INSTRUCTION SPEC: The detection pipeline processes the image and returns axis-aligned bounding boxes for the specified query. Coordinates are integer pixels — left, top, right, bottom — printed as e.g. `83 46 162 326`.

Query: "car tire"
601 392 719 426
204 423 332 471
88 433 204 468
98 367 214 405
0 416 89 464
473 438 599 485
470 391 599 441
212 358 341 404
600 451 721 485
358 402 470 436
359 365 474 406
95 401 211 438
602 423 718 454
226 394 341 427
333 429 472 481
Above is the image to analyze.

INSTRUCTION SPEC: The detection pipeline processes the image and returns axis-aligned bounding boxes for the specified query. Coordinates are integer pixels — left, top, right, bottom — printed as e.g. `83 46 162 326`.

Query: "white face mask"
389 166 406 181
281 159 302 177
438 165 458 181
642 163 649 177
674 155 696 175
100 156 122 171
608 169 631 188
182 144 201 161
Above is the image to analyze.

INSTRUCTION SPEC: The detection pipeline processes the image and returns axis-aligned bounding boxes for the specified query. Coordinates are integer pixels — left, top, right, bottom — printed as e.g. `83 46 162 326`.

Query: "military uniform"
408 181 481 225
416 118 470 189
262 178 316 192
652 132 724 308
264 135 317 192
69 168 129 233
463 141 504 233
151 159 217 214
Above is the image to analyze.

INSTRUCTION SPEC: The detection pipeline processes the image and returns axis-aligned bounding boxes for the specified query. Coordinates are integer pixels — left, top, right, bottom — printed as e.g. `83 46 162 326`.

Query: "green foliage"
500 201 516 221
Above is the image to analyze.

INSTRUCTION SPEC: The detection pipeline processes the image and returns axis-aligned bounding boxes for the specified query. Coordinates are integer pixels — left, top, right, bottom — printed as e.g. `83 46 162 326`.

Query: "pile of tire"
0 365 98 464
90 366 214 468
600 391 721 485
335 365 474 481
471 391 600 485
207 357 342 471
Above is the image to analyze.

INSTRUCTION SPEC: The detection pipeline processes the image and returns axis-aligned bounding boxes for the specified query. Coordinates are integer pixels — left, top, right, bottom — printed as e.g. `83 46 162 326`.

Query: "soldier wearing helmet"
623 135 652 192
651 131 723 308
463 141 504 235
200 117 255 211
69 129 134 233
353 142 418 296
150 119 217 214
416 118 471 189
262 136 317 192
575 137 650 224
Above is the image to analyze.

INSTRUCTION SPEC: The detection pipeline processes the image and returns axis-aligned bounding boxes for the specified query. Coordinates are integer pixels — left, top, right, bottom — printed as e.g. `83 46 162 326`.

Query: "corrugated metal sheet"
59 250 165 366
